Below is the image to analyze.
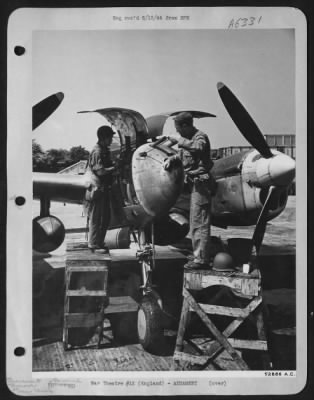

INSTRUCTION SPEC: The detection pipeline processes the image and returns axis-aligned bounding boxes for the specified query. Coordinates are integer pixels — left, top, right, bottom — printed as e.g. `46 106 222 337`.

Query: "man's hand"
167 136 178 146
163 155 179 171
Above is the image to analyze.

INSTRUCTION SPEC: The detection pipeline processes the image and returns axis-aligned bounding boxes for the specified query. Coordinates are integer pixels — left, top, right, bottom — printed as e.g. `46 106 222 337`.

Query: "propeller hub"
268 153 296 186
242 149 295 188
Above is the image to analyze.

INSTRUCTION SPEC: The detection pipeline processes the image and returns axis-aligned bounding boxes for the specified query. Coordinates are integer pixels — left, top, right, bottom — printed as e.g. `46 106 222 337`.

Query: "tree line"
33 139 89 172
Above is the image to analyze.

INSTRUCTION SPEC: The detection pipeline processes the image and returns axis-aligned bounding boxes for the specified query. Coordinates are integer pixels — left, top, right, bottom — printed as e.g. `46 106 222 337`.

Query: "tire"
137 294 164 355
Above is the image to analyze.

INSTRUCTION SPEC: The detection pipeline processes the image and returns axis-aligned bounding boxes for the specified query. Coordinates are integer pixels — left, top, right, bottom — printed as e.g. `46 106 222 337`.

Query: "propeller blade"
33 92 64 130
251 186 277 254
217 82 273 159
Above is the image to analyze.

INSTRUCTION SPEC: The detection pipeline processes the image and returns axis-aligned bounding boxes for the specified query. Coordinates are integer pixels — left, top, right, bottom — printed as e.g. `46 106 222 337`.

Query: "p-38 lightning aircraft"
33 82 295 352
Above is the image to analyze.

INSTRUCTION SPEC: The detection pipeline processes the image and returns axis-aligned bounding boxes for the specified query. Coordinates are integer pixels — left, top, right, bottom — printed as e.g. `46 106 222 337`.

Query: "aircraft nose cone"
269 154 295 186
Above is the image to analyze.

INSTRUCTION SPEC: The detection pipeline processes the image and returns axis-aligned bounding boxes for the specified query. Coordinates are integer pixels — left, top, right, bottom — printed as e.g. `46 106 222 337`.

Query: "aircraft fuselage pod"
132 142 184 218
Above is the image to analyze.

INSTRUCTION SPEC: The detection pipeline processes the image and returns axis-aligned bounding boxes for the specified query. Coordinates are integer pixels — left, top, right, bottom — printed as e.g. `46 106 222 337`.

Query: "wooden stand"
173 268 271 370
63 240 138 350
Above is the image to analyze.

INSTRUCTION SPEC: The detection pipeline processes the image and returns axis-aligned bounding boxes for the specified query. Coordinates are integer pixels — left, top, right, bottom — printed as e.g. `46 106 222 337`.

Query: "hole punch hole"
14 46 25 56
14 347 25 357
15 196 26 206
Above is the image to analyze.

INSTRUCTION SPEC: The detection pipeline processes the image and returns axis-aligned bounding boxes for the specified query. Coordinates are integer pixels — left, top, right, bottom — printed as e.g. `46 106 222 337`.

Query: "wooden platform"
32 198 296 371
63 238 143 350
173 268 271 370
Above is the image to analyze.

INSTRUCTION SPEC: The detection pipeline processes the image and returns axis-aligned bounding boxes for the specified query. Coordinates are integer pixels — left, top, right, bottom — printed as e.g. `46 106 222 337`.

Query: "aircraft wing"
33 172 90 204
146 111 216 139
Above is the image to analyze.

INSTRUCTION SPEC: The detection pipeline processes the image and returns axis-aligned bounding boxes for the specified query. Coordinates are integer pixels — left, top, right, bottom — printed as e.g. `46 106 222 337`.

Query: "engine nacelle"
33 215 65 253
132 143 184 218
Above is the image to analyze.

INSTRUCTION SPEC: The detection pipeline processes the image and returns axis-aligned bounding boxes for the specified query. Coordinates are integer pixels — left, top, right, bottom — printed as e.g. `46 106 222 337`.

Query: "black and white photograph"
6 7 307 396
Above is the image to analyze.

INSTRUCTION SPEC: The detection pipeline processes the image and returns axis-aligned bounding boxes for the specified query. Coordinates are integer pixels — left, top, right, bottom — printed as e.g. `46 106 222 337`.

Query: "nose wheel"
137 291 164 354
134 226 165 354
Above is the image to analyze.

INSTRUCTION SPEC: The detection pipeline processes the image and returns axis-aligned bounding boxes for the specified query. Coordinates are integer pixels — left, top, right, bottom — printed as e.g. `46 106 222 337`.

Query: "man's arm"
94 166 115 177
177 132 208 154
163 153 181 171
90 150 115 177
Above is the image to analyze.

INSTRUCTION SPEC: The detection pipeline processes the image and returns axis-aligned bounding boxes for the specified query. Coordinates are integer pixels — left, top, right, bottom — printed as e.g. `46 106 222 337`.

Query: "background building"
212 134 295 160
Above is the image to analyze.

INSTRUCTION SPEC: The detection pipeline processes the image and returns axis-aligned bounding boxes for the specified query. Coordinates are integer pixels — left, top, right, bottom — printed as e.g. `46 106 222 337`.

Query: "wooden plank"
256 309 271 368
173 351 209 365
65 312 103 328
104 296 138 314
198 296 263 361
175 298 191 353
241 277 260 296
67 260 110 267
190 337 266 352
36 246 187 271
184 272 202 291
66 243 88 248
66 241 89 249
223 296 262 337
33 340 174 371
67 252 111 262
226 339 267 351
67 248 90 253
192 303 250 318
175 348 244 371
184 272 260 296
185 269 260 279
212 349 244 371
67 266 108 272
183 288 249 370
109 247 187 262
66 289 106 297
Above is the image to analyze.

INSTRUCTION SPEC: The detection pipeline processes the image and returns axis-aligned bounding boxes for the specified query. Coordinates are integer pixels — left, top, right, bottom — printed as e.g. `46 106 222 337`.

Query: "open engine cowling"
33 215 65 253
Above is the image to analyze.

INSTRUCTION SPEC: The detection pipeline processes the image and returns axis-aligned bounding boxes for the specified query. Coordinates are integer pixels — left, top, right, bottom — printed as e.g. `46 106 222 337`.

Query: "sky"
32 29 295 151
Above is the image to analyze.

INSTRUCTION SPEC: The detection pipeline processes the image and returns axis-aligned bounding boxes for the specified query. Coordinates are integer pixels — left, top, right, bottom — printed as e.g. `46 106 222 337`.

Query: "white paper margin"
6 6 307 396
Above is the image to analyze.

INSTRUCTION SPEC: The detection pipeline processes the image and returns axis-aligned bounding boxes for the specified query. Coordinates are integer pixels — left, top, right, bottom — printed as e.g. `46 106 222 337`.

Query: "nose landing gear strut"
135 225 164 354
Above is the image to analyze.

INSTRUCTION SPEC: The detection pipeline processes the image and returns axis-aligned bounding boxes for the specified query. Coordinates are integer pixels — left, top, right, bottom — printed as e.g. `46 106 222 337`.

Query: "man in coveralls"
164 112 214 269
87 125 116 254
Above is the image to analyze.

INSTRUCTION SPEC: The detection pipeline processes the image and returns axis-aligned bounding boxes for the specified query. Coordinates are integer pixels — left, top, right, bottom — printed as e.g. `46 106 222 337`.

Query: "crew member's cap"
97 125 115 139
212 252 235 272
174 112 193 125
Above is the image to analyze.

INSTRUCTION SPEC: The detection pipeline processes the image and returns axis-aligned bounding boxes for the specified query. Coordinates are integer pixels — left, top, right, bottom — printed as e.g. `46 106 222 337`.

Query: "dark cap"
97 125 115 139
174 112 193 125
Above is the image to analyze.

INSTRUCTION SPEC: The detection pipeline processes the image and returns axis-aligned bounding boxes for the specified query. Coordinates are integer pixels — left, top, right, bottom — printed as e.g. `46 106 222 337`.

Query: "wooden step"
66 241 89 250
104 296 138 314
67 251 111 261
64 312 103 328
67 266 108 272
66 289 107 297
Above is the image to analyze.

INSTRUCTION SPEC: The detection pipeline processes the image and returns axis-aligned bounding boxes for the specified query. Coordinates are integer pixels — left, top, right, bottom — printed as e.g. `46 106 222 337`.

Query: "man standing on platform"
164 112 215 269
86 125 116 254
